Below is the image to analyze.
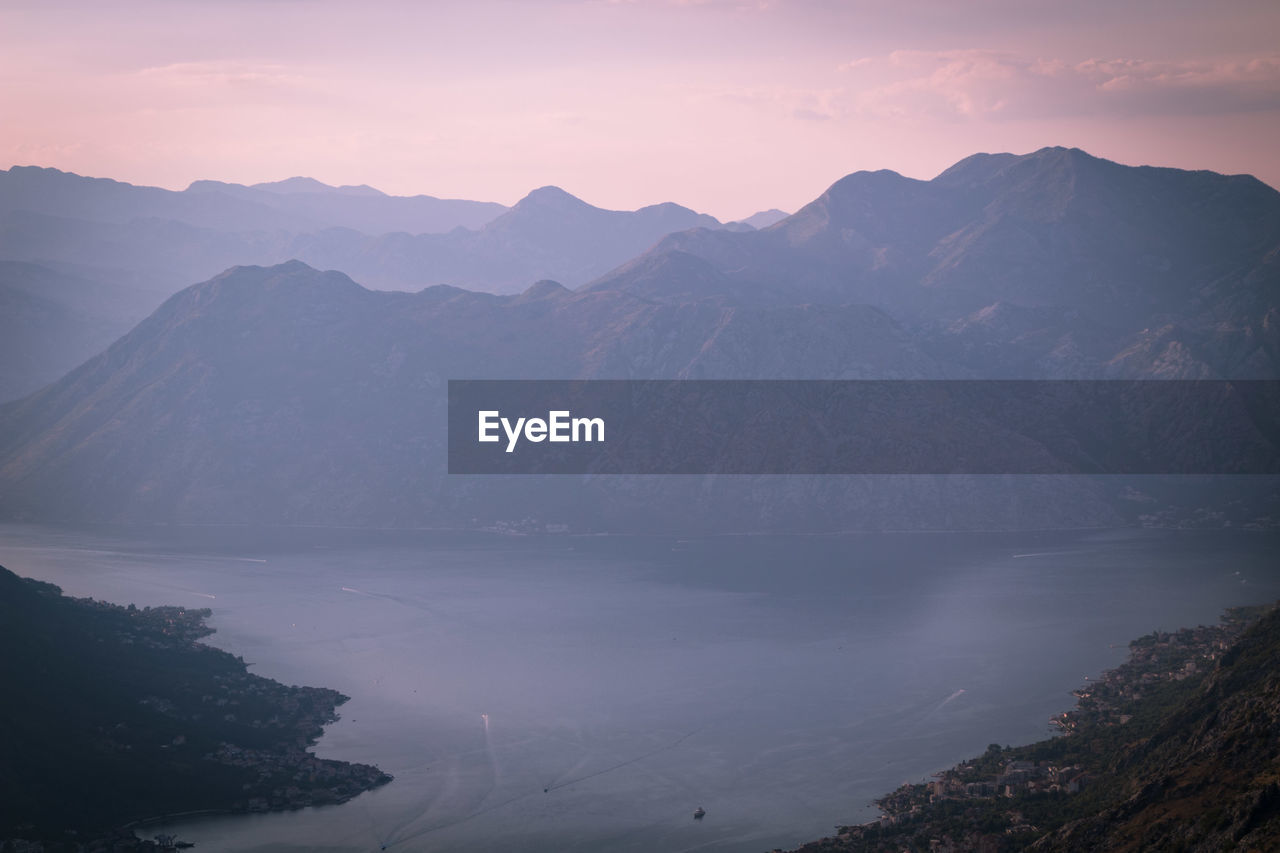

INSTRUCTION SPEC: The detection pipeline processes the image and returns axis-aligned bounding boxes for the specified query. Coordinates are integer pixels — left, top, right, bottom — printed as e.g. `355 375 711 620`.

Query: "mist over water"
2 525 1277 853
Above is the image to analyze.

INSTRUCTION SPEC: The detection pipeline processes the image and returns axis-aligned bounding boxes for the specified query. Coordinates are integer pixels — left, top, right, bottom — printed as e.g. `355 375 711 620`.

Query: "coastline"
787 602 1280 852
0 566 392 850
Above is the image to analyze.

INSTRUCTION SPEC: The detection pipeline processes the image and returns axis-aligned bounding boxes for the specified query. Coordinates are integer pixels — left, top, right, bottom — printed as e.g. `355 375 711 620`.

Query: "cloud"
838 57 873 72
848 50 1280 120
589 0 774 8
712 84 842 121
792 107 834 121
135 61 309 90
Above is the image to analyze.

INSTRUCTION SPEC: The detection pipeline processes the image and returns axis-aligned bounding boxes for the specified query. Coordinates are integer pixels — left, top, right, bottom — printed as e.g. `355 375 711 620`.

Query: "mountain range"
0 167 782 300
0 168 785 401
0 165 505 235
608 147 1280 378
0 147 1276 530
290 184 738 293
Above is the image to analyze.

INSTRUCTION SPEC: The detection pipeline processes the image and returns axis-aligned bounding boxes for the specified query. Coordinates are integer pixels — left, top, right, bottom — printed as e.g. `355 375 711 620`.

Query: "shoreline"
0 568 392 850
789 602 1279 852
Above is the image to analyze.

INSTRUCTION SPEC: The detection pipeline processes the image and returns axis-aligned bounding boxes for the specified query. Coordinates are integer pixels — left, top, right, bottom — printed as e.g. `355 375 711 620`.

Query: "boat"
693 807 706 820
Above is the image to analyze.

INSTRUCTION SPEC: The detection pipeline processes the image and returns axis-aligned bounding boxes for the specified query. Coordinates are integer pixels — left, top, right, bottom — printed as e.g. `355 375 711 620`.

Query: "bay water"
2 525 1276 852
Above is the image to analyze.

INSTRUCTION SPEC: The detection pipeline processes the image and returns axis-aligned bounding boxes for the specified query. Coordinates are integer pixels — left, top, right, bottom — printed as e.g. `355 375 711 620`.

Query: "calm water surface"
2 525 1277 853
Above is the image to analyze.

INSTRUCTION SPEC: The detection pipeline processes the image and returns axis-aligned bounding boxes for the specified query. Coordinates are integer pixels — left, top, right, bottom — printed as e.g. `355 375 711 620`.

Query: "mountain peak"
247 177 386 197
251 176 334 195
740 209 790 229
194 260 366 302
1022 145 1103 173
794 168 927 230
636 201 697 216
932 152 1022 187
516 279 570 301
3 165 140 190
933 147 1103 189
513 186 592 211
817 168 922 208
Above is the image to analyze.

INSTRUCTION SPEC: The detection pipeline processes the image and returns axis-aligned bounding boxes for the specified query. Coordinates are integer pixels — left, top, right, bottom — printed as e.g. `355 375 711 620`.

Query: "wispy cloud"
588 0 776 10
135 61 310 90
711 84 843 121
848 50 1280 120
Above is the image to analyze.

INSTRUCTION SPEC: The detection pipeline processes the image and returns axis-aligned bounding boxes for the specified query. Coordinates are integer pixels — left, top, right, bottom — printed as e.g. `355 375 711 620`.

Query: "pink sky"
2 0 1278 221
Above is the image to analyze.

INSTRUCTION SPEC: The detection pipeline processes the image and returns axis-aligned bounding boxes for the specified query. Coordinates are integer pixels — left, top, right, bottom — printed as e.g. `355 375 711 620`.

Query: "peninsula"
0 564 391 849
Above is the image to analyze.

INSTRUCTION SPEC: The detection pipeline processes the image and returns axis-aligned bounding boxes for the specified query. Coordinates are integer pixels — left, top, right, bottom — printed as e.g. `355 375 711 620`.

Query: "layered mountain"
0 168 739 294
0 165 505 234
0 261 152 402
589 147 1280 379
1 148 1277 531
2 261 1003 530
737 208 790 229
0 168 746 396
185 175 506 234
291 185 734 293
0 260 1268 532
0 166 508 300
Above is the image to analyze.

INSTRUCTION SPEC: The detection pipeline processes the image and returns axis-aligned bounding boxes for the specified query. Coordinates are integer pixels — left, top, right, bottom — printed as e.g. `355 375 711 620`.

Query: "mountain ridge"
585 147 1280 379
0 166 742 296
2 147 1277 530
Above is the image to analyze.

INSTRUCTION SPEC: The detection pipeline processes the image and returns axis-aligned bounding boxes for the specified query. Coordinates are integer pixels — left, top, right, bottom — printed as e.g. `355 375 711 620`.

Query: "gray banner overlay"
447 380 1280 475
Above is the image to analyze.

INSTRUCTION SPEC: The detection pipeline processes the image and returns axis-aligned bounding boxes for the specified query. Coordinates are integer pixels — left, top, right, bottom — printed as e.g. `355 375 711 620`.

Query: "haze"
3 0 1278 220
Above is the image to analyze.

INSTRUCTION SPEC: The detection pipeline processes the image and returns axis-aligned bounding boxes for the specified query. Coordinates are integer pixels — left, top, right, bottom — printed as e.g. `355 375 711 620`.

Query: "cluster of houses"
1054 616 1253 734
930 759 1090 802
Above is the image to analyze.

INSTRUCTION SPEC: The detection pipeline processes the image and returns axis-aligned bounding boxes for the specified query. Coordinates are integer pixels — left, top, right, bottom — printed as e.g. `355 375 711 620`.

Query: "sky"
2 0 1279 221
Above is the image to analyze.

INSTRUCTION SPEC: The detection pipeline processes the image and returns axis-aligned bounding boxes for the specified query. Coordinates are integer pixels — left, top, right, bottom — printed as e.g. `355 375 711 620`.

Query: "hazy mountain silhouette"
0 166 505 234
738 208 790 229
0 166 511 326
185 176 506 234
0 260 995 528
0 170 750 392
588 147 1280 378
0 166 315 232
0 261 153 402
293 186 738 293
1 148 1276 530
243 176 383 195
0 261 1266 531
0 168 739 298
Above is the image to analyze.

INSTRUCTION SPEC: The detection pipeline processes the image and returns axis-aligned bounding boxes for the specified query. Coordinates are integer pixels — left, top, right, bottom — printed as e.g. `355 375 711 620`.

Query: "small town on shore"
786 603 1275 852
